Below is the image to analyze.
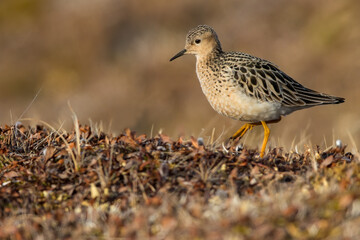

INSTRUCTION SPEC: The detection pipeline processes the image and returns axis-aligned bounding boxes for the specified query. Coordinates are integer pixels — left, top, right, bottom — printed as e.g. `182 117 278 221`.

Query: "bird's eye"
195 39 201 44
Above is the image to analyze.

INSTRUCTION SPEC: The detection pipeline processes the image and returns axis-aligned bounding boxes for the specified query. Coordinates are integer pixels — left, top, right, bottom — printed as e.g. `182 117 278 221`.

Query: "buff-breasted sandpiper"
170 25 344 157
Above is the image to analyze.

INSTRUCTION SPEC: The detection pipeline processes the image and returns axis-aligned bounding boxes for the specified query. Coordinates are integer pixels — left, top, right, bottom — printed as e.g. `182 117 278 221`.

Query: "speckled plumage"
170 25 344 157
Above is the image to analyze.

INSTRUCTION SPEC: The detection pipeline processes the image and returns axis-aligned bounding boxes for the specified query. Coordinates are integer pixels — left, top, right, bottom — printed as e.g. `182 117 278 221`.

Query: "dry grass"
1 122 359 239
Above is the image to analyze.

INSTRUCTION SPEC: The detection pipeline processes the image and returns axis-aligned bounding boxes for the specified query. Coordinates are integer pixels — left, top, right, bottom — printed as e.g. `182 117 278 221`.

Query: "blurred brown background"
1 0 359 151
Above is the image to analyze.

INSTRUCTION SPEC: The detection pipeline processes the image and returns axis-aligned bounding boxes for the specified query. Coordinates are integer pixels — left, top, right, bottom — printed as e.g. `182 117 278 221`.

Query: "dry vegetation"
1 123 360 239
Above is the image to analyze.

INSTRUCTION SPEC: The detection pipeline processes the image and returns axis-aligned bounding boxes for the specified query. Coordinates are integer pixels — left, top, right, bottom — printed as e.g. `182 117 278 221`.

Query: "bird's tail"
294 87 345 106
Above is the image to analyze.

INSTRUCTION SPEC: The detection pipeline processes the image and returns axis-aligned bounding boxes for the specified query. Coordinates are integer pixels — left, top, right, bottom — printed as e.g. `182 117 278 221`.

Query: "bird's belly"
203 89 282 122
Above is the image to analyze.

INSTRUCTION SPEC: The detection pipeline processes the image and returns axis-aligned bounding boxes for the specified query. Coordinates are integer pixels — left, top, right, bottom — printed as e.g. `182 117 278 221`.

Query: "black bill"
170 49 186 61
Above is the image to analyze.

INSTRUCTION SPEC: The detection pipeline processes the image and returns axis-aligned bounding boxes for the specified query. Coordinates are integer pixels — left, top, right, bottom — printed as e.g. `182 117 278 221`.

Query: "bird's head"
170 25 222 61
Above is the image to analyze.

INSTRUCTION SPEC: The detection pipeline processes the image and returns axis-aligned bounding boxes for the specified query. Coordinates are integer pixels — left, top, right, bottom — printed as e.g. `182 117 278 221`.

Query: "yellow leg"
230 122 261 139
231 118 280 158
260 121 270 158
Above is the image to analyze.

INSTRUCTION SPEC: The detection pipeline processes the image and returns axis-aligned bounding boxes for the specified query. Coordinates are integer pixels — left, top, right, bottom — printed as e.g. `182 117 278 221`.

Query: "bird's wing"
223 57 343 107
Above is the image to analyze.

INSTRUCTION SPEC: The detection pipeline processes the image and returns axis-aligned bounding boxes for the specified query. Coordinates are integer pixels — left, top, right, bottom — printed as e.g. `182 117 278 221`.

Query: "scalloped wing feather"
223 54 344 108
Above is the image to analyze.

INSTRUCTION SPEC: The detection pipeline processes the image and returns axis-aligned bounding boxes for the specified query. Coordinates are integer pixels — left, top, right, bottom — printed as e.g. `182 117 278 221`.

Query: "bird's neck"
196 47 223 63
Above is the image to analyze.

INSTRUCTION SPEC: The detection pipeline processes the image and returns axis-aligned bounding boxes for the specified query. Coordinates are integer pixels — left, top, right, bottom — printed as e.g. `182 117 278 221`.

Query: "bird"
170 25 344 157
